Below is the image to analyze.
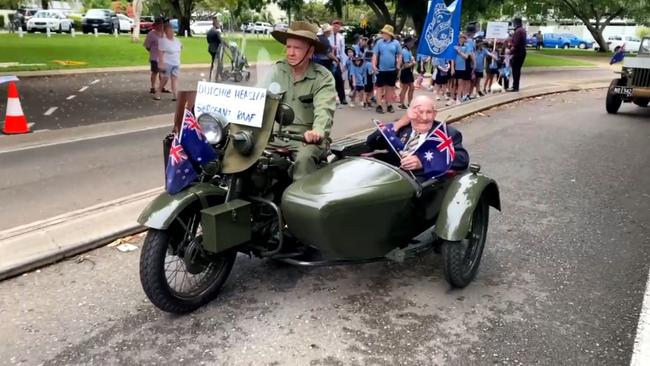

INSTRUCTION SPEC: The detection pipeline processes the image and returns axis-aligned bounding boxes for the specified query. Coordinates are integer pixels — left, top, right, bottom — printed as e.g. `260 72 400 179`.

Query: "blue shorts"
161 64 180 78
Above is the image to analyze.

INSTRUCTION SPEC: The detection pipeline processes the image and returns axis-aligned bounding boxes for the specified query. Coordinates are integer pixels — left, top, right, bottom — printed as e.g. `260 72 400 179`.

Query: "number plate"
613 86 633 97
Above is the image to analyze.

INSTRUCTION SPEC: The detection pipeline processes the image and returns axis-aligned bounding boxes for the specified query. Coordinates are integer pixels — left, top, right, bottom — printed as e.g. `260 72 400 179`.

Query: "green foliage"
68 14 83 31
0 0 20 10
637 27 650 39
0 16 5 29
295 1 337 24
82 0 112 11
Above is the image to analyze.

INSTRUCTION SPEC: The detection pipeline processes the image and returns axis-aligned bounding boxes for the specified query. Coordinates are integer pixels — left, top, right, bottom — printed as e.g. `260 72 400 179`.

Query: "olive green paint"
201 199 252 253
137 183 227 229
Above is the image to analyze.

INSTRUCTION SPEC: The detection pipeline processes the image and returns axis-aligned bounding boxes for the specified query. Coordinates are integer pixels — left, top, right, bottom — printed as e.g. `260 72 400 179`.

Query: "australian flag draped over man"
417 0 463 60
165 109 217 194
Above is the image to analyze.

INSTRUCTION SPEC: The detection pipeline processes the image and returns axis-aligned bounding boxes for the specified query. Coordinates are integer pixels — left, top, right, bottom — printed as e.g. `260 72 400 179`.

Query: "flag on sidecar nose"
180 109 217 165
414 122 455 179
165 135 198 194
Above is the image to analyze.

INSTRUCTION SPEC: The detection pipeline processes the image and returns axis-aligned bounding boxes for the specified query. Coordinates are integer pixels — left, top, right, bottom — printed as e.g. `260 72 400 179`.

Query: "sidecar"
278 142 500 287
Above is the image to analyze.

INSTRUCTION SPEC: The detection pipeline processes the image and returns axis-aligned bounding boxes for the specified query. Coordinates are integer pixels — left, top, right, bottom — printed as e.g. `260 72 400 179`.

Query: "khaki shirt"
263 60 336 137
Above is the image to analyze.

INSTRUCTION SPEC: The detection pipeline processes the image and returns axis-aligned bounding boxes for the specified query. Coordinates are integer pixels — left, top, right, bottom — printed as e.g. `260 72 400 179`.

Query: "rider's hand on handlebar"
400 155 423 171
303 130 322 144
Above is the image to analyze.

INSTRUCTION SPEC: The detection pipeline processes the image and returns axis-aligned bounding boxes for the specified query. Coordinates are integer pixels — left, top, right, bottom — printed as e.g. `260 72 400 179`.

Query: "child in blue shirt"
350 56 369 108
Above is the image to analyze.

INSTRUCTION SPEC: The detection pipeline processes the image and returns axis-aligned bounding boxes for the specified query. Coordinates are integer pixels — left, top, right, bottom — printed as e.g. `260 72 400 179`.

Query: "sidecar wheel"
441 197 489 288
140 228 236 314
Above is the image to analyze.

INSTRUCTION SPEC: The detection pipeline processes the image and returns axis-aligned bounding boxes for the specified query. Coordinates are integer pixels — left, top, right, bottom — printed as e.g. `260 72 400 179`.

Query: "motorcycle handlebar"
276 132 308 143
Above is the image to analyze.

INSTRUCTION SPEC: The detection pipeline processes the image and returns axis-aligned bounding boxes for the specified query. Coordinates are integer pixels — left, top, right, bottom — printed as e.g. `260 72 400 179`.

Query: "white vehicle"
191 20 213 35
607 35 643 53
117 14 133 33
251 21 273 34
26 10 73 33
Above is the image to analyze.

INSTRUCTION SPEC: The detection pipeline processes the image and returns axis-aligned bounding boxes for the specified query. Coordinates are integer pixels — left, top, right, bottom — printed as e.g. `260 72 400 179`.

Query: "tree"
274 0 304 24
511 0 650 52
0 0 20 10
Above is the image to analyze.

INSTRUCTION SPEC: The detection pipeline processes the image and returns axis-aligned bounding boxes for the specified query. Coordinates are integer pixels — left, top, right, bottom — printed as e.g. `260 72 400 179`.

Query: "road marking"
66 95 76 100
631 267 650 366
43 107 58 116
78 86 89 92
89 79 100 85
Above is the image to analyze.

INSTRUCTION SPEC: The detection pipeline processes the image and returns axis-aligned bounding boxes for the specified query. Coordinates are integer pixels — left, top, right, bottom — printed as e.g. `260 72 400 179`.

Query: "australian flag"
164 109 217 194
417 0 463 60
165 135 198 195
373 120 405 152
610 44 625 65
179 109 217 165
414 122 455 179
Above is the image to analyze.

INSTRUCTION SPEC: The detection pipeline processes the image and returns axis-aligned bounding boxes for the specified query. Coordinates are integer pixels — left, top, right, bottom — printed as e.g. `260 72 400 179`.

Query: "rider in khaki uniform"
264 21 336 180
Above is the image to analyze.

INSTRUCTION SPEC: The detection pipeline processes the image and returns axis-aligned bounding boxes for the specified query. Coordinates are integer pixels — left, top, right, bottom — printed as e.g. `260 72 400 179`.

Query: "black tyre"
633 98 649 107
57 24 62 33
140 226 236 314
606 79 623 114
441 197 489 288
234 72 243 82
578 42 586 49
563 43 570 49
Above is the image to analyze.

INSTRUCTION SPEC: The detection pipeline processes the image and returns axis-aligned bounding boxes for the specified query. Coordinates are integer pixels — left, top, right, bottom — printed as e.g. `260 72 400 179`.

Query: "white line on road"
78 86 89 92
66 95 76 100
631 267 650 366
43 107 58 116
89 79 100 85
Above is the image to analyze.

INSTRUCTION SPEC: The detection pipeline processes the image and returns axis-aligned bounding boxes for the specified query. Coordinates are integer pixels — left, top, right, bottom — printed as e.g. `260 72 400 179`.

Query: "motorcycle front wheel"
140 227 236 314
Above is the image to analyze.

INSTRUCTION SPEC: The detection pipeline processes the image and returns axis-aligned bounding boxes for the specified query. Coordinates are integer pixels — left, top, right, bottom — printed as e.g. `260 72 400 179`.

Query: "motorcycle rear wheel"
140 228 236 313
441 197 489 288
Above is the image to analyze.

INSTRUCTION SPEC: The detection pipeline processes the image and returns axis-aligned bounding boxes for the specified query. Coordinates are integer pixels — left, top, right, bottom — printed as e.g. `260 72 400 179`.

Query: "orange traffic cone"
2 82 30 134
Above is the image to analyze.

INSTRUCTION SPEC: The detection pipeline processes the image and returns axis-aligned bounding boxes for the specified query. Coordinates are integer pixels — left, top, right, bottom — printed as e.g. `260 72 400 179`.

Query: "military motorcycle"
137 83 501 314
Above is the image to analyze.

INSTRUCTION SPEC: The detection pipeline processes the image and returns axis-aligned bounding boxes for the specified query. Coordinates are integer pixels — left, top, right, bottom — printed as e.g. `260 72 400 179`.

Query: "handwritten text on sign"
195 81 267 128
485 22 509 40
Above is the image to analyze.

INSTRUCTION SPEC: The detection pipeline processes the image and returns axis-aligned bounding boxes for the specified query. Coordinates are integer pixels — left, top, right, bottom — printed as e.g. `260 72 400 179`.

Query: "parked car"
82 9 120 34
139 16 154 33
26 10 73 33
241 22 253 33
170 18 178 33
15 8 40 31
606 35 643 53
251 21 273 34
191 20 213 35
117 14 133 33
273 23 288 32
543 33 593 49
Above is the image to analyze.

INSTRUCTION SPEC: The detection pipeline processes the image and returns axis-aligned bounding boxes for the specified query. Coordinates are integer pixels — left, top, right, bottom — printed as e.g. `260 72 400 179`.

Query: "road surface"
1 89 649 365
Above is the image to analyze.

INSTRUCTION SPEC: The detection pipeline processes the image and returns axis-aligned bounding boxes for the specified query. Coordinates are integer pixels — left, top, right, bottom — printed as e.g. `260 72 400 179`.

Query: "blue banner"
417 0 463 60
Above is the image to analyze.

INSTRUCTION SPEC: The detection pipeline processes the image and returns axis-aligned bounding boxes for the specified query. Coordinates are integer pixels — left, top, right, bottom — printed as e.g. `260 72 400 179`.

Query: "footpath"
0 74 612 280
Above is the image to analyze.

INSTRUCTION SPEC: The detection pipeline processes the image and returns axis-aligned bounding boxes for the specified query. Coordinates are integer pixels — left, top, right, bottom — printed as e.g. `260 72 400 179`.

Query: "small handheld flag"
414 122 455 179
165 136 198 195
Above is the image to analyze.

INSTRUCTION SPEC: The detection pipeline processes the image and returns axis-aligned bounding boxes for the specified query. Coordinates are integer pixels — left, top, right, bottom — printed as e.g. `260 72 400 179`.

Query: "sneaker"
398 104 408 110
455 99 462 105
375 106 384 114
478 91 485 97
462 96 470 102
340 101 348 105
162 89 172 94
149 88 155 94
445 100 452 106
349 103 355 108
387 105 395 113
436 96 441 101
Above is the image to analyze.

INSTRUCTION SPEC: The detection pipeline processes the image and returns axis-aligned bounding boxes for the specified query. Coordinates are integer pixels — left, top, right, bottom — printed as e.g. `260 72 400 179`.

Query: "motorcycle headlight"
232 130 255 155
197 113 228 145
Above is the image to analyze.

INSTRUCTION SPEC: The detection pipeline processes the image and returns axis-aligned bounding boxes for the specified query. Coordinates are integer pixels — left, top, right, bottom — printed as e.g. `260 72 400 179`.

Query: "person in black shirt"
207 17 222 81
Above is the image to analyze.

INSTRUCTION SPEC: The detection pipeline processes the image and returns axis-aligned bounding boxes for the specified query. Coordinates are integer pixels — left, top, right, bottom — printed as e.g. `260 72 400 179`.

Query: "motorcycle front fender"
434 171 501 242
137 183 227 230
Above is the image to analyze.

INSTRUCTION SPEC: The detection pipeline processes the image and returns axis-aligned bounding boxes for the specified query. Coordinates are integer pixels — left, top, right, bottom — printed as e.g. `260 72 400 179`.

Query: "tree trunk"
583 22 608 52
131 0 142 42
365 0 394 27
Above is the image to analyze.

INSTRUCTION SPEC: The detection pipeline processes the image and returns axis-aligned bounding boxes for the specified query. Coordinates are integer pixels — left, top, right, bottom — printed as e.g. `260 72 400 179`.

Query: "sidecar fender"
137 183 227 230
434 171 501 242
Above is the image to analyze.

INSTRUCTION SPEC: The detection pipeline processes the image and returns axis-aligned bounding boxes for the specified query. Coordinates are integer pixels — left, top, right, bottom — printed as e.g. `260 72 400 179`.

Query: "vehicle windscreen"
34 11 49 18
86 10 109 18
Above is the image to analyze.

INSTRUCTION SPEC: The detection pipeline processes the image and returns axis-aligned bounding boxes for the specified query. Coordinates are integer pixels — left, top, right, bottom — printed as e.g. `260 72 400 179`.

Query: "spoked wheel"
140 214 236 313
441 197 489 288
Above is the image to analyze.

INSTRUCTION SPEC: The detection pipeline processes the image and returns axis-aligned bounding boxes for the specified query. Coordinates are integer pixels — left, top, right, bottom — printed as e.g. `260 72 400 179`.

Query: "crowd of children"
337 27 517 112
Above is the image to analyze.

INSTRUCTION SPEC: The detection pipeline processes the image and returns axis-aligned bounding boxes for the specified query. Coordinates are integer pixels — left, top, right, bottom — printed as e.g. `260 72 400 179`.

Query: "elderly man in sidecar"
366 95 469 180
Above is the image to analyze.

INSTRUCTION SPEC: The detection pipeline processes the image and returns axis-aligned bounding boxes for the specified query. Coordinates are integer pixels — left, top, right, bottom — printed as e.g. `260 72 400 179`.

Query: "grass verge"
0 33 284 72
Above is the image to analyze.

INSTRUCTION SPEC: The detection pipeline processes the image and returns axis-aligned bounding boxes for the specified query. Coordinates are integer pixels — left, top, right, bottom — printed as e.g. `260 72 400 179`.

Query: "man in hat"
509 17 527 92
313 24 336 70
263 21 337 180
329 19 348 105
372 24 402 114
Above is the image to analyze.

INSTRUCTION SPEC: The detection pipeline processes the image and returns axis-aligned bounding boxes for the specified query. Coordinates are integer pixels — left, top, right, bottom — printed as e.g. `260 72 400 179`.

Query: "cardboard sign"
195 81 267 128
486 21 509 39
